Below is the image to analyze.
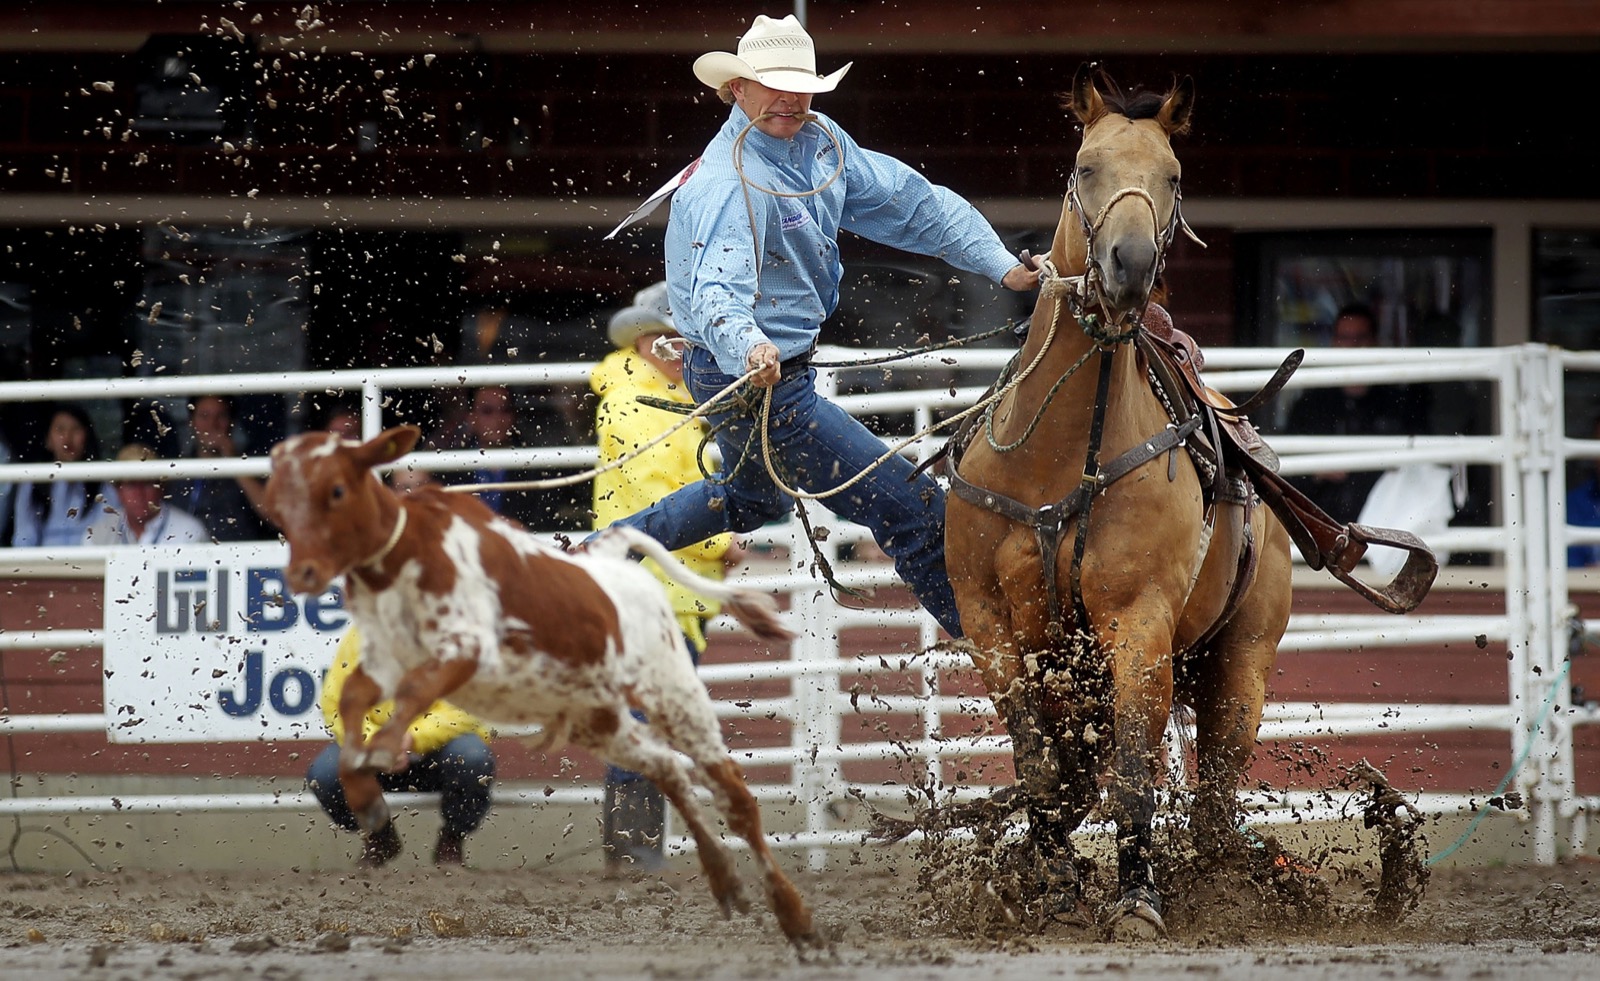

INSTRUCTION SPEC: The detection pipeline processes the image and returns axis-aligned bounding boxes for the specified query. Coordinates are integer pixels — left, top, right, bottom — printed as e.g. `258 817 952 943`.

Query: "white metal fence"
1 343 1597 866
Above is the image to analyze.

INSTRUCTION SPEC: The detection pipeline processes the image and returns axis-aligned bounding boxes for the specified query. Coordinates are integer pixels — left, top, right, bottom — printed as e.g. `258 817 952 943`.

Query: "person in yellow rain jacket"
305 628 496 868
590 280 734 875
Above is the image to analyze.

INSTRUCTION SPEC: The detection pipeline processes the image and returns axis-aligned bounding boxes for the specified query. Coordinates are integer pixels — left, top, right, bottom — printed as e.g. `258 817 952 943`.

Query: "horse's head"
1057 64 1195 323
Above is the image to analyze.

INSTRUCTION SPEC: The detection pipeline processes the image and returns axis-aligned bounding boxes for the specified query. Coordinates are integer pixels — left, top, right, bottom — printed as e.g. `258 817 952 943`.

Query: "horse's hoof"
1105 889 1167 941
1047 898 1097 932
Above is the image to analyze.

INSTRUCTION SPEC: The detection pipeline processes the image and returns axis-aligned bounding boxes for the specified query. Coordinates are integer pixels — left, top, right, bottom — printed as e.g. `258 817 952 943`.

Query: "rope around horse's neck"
983 259 1142 455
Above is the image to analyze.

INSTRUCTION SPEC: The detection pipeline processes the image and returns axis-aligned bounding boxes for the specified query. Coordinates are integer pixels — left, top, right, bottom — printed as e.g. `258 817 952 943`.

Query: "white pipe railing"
0 344 1594 863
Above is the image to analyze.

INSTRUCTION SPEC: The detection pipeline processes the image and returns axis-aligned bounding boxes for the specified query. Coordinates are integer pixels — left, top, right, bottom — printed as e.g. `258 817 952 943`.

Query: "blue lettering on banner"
247 568 298 632
303 586 347 631
217 651 320 718
269 667 317 715
247 569 345 632
155 568 228 635
780 209 810 231
218 650 264 716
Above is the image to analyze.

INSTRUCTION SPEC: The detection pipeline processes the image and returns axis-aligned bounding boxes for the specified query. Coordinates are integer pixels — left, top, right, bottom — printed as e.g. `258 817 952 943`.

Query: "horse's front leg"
993 672 1092 925
961 632 1079 917
1102 634 1176 940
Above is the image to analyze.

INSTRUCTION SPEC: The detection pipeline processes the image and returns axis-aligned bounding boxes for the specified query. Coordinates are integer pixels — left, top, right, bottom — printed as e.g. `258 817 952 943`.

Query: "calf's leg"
335 667 390 835
639 683 817 946
586 710 750 921
361 657 480 771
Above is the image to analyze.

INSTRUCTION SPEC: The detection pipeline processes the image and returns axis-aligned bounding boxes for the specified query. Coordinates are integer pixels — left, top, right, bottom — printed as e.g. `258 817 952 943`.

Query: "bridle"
1063 168 1206 325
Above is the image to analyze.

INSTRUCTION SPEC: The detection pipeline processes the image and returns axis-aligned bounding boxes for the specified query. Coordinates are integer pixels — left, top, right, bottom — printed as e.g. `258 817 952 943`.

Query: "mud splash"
884 761 1435 944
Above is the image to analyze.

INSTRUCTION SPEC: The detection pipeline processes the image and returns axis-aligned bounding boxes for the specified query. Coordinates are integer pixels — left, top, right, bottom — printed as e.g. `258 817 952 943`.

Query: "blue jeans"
609 346 962 638
305 733 495 840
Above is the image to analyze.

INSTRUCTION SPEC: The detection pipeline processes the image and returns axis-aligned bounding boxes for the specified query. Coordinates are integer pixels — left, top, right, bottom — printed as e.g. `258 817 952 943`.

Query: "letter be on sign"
105 545 345 743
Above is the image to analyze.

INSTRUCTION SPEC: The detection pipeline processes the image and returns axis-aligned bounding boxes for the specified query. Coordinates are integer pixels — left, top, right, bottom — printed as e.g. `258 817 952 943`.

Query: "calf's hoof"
352 797 393 837
363 746 408 773
1105 886 1167 941
708 876 752 921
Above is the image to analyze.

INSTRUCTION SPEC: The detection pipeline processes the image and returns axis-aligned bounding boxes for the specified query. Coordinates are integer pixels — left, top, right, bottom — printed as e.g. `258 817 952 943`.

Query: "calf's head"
265 425 422 595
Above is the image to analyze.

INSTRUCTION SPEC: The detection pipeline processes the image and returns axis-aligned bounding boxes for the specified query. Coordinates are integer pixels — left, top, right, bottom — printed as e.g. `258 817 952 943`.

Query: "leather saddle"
1137 321 1437 614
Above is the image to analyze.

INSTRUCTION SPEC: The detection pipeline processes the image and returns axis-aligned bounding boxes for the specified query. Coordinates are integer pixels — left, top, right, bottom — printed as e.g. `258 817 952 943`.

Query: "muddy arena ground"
5 830 1599 980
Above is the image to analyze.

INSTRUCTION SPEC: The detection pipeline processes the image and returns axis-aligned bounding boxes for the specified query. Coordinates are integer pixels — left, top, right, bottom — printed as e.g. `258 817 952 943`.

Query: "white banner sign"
103 543 346 743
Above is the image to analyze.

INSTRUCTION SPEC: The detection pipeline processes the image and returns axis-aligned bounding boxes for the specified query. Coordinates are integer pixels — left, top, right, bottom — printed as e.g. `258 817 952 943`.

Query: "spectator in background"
438 384 589 531
7 402 112 547
82 442 209 545
0 427 13 544
389 464 440 496
440 383 520 514
590 281 735 875
172 394 275 541
305 628 496 868
305 395 363 441
1285 303 1432 523
1568 413 1600 568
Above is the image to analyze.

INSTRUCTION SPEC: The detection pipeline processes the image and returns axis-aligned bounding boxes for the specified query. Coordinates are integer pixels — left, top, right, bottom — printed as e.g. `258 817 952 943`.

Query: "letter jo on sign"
103 543 346 743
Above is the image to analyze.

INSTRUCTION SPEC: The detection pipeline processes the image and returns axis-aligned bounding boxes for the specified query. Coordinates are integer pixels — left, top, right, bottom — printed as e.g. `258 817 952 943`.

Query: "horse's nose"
1106 238 1159 307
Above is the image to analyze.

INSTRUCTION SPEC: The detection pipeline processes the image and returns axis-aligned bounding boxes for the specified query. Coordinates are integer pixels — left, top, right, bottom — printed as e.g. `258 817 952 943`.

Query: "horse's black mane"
1099 83 1168 121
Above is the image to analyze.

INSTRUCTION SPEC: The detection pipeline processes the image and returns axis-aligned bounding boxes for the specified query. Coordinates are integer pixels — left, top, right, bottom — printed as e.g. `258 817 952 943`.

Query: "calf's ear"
354 425 423 469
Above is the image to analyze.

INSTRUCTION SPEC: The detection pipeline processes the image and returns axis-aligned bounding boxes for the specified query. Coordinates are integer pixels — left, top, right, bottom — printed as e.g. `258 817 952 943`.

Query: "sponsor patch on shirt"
780 209 811 232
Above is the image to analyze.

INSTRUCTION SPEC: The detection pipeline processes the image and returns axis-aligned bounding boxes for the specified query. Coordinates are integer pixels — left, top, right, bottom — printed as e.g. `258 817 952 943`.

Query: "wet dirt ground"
5 849 1598 980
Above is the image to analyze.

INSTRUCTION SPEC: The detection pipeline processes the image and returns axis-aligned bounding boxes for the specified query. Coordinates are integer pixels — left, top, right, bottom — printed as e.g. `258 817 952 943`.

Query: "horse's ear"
1159 75 1195 137
1066 61 1107 127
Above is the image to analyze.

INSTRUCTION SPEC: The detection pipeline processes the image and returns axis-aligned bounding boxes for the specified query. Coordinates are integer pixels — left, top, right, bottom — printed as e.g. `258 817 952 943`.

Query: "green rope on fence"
1426 658 1573 866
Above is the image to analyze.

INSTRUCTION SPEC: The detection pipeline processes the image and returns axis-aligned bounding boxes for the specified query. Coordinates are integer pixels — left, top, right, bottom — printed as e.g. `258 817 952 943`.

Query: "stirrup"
1326 523 1440 615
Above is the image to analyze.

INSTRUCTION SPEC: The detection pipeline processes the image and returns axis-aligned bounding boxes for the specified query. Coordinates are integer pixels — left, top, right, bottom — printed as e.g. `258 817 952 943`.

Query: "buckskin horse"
941 65 1432 937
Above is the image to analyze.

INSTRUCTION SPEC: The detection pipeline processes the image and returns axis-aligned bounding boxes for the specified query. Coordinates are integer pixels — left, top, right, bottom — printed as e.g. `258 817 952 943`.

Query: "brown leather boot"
433 830 465 866
602 781 665 877
358 820 403 869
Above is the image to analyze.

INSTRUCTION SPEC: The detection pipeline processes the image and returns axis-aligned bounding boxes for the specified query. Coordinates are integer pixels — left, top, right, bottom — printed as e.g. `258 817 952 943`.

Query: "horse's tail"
589 526 794 642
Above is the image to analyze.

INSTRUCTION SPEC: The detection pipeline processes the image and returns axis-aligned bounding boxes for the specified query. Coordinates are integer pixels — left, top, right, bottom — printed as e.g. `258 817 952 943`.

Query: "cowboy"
603 14 1039 638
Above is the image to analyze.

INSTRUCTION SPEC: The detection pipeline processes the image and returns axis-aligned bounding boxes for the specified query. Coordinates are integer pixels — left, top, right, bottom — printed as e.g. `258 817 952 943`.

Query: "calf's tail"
594 526 794 642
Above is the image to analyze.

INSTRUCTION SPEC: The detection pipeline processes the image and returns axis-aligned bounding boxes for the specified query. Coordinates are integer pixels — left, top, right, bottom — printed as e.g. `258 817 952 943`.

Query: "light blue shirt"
9 481 112 548
666 106 1019 376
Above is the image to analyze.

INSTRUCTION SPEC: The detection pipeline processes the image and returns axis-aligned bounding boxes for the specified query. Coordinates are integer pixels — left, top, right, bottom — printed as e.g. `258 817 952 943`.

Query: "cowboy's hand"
1001 262 1042 292
746 342 782 387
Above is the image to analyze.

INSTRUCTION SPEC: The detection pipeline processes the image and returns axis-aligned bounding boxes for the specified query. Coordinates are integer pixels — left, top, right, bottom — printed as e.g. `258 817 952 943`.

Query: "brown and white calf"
264 425 814 945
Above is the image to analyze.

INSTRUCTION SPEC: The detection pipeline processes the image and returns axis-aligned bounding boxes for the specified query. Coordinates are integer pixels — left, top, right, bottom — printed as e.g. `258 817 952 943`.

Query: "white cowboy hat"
692 14 852 95
607 280 677 349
